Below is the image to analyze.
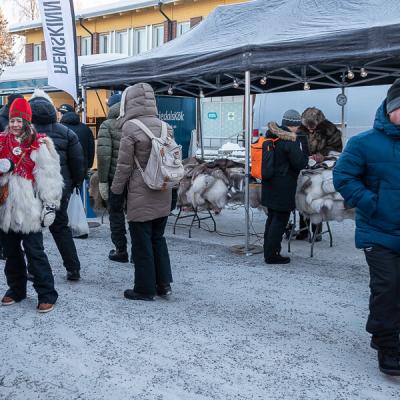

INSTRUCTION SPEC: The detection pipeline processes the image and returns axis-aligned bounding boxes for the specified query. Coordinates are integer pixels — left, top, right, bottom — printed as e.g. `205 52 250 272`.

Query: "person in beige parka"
111 83 173 301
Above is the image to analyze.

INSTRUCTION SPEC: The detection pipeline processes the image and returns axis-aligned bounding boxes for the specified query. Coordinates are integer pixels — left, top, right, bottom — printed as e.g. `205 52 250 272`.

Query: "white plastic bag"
67 188 89 237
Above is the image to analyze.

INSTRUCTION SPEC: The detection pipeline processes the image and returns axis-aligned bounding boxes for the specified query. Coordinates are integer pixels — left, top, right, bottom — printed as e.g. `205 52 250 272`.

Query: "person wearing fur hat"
96 93 129 263
333 79 400 376
29 89 85 281
296 108 343 241
111 83 173 300
0 98 63 313
261 110 309 264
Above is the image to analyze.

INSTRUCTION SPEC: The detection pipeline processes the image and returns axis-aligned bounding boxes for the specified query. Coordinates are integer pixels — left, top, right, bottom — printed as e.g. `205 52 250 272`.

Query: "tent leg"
196 98 204 160
244 70 252 255
82 86 88 215
341 86 346 140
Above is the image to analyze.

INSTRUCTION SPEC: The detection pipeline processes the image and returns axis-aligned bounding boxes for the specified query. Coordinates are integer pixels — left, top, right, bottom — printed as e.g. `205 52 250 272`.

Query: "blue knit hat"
107 93 121 107
281 109 301 127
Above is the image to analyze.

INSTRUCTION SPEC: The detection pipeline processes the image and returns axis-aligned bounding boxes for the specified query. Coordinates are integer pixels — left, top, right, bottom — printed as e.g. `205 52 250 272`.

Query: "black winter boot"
265 254 291 264
109 249 129 263
156 284 172 298
67 270 80 281
378 347 400 376
124 289 154 301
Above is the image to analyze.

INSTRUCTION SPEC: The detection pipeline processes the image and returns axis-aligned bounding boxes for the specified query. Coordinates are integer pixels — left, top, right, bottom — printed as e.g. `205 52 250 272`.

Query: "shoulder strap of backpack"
129 119 168 141
129 119 156 140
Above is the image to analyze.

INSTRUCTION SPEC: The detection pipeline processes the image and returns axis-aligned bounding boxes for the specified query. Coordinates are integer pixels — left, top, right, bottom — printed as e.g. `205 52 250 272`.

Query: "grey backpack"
129 119 184 190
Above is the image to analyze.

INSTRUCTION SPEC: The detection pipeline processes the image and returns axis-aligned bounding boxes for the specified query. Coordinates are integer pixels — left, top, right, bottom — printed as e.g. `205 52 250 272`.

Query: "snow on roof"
0 54 127 82
9 0 175 33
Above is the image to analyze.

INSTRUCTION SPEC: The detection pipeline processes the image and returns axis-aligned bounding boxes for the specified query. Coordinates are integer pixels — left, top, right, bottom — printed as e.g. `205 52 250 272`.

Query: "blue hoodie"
333 101 400 252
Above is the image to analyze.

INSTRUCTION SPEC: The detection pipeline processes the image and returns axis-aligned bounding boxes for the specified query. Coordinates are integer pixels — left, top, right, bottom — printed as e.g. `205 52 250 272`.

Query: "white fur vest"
0 136 63 234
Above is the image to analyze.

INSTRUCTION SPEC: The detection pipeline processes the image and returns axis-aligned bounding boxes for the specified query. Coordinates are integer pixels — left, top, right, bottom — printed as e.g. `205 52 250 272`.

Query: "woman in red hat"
0 98 63 313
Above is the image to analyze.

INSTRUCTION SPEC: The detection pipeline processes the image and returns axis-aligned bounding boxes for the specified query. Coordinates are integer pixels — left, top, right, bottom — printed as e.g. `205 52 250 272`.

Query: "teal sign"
156 96 196 159
208 112 218 120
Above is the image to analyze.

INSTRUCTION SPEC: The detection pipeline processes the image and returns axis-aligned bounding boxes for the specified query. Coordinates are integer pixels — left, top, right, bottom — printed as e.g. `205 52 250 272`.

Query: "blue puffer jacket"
333 101 400 252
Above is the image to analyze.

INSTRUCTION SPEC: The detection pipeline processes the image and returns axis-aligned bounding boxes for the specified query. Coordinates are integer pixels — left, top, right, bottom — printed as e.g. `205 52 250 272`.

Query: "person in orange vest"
261 110 309 264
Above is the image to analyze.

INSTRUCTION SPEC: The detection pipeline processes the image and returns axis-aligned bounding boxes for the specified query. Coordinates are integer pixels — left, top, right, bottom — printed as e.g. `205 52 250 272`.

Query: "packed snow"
0 207 399 399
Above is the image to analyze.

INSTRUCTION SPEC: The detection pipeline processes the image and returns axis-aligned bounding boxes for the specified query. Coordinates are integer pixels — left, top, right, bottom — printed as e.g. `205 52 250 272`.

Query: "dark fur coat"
299 120 343 156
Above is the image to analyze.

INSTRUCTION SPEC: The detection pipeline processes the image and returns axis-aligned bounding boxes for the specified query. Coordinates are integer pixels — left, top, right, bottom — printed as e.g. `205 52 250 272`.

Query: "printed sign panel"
156 96 196 159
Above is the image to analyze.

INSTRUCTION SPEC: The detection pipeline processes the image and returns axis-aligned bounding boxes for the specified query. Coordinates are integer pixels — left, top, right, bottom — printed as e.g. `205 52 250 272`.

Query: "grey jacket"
97 102 121 183
111 83 172 222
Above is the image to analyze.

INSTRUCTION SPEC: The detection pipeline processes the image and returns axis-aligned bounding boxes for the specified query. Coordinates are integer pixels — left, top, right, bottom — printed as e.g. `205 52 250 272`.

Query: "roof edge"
9 0 175 33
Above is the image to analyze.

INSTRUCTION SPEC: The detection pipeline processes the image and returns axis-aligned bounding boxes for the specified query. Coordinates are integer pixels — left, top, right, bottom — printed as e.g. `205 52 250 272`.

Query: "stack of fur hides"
178 157 245 212
296 152 355 224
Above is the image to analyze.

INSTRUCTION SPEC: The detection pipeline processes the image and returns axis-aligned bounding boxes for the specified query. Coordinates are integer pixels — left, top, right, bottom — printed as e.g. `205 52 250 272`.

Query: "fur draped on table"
295 152 355 224
177 158 245 212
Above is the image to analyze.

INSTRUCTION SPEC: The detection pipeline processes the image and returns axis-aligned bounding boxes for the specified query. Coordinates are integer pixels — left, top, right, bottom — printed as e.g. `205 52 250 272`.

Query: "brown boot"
1 296 16 306
37 303 55 313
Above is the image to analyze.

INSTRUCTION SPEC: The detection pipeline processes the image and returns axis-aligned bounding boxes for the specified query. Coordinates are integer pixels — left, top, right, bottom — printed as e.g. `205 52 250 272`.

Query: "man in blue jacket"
333 79 400 376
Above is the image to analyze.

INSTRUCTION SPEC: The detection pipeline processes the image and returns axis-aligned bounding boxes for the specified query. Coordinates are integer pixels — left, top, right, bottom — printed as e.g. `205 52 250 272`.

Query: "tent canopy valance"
81 0 400 96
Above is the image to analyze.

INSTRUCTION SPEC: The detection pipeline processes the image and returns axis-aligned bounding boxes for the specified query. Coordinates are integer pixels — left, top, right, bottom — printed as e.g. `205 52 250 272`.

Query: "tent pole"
341 86 346 140
244 70 251 255
196 98 204 159
82 86 88 215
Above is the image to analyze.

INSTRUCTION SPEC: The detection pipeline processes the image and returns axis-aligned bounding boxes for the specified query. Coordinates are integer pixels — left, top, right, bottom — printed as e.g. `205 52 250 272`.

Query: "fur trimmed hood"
267 121 297 141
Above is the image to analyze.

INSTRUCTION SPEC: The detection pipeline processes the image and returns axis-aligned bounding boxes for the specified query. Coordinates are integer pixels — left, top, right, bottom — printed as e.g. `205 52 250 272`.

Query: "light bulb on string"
233 79 239 89
303 81 310 90
360 68 368 78
199 89 205 98
260 76 267 85
167 85 173 95
347 69 354 80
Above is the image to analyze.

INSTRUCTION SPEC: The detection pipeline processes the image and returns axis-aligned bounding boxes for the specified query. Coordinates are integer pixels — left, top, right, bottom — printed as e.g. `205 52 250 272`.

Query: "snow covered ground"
0 207 399 399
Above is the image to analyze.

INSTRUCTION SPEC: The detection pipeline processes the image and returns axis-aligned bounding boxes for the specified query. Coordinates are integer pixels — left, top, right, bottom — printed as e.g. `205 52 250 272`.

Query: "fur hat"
386 78 400 114
281 109 301 127
9 98 32 122
301 107 325 130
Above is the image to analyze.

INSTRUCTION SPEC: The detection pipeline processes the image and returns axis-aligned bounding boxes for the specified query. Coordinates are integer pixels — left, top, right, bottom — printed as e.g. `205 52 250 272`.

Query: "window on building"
81 36 92 56
99 33 110 54
152 25 164 48
133 28 147 55
177 21 191 37
115 30 128 54
33 44 41 61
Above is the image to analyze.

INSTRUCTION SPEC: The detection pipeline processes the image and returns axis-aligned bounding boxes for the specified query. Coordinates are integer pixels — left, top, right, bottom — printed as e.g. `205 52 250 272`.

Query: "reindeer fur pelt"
295 153 354 224
177 158 245 211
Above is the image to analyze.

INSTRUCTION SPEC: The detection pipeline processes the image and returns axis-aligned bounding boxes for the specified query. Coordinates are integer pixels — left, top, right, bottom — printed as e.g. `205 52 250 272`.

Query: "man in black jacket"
29 90 85 281
261 110 309 264
59 105 95 175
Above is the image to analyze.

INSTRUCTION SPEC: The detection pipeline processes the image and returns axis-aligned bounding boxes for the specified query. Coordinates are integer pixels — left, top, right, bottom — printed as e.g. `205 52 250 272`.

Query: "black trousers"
1 230 58 304
129 216 172 296
264 209 291 260
365 246 400 348
108 190 127 252
49 190 81 272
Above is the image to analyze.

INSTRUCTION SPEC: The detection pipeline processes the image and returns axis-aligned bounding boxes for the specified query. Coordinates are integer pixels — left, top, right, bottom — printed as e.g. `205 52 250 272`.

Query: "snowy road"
0 208 399 399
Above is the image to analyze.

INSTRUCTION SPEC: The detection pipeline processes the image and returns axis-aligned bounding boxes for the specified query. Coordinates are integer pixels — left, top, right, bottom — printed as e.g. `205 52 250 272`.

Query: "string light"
260 76 267 85
167 85 173 95
347 68 354 80
360 67 368 78
233 79 239 89
303 81 310 90
199 89 205 98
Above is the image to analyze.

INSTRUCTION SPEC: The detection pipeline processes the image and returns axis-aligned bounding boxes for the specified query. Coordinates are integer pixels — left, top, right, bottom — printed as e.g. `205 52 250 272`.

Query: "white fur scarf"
0 136 63 234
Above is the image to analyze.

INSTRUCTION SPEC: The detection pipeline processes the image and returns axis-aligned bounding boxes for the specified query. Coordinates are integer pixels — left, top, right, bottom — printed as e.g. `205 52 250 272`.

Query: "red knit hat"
9 98 32 122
